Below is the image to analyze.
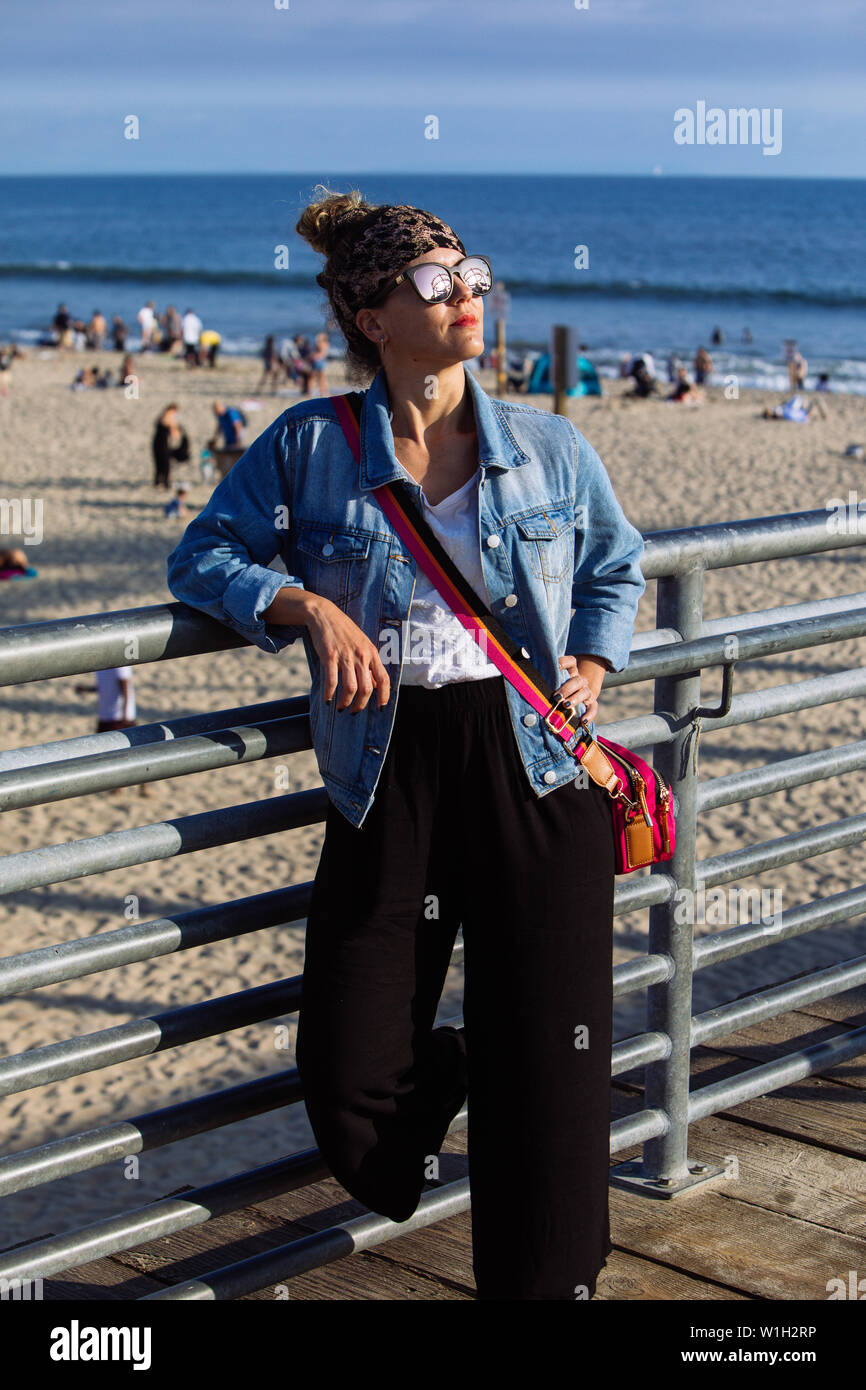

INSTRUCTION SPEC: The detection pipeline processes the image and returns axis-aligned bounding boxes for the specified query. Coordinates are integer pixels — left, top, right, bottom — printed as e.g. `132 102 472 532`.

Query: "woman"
166 187 646 1301
152 403 190 489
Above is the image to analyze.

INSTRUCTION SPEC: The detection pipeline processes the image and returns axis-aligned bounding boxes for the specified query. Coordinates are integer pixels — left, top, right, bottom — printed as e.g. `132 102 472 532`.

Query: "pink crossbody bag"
331 392 676 874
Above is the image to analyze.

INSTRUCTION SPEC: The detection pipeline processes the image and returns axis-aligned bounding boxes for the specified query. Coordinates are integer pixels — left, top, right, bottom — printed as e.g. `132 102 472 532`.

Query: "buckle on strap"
542 694 576 734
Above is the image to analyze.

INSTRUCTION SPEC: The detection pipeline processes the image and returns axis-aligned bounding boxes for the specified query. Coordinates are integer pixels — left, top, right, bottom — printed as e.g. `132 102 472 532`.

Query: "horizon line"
1 169 865 182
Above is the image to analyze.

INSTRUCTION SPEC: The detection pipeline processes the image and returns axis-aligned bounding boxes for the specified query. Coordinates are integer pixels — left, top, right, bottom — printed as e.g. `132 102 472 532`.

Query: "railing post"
611 563 725 1196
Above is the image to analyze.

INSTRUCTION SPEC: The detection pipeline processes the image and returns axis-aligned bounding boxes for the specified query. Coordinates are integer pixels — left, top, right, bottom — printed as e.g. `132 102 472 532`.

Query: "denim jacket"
166 364 646 827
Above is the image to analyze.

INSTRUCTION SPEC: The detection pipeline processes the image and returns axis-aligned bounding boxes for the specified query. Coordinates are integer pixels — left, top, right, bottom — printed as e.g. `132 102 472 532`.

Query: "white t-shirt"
183 312 202 344
96 666 136 721
138 305 155 332
398 470 502 689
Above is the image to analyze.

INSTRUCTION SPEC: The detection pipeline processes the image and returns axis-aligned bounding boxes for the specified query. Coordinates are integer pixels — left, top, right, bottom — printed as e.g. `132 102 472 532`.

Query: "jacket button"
486 534 500 547
543 770 557 784
522 713 537 727
504 593 517 607
322 543 334 556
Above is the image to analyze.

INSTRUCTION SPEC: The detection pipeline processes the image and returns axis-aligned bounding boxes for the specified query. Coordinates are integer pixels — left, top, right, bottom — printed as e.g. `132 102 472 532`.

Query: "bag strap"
330 392 623 798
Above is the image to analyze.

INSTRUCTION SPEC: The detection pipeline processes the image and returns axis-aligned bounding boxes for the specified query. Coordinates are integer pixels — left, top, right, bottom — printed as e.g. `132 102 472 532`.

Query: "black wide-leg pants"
295 673 617 1300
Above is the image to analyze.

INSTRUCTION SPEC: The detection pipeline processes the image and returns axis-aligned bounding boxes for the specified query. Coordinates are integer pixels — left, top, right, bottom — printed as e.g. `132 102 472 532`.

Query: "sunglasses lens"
411 262 456 303
460 257 493 294
410 257 493 302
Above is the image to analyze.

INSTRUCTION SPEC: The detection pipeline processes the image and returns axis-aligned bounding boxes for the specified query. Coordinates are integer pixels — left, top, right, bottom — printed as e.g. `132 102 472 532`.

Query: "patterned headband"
321 204 467 335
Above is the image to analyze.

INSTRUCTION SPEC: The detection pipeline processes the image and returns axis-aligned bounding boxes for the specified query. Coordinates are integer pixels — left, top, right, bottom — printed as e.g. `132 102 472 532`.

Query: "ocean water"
1 172 864 391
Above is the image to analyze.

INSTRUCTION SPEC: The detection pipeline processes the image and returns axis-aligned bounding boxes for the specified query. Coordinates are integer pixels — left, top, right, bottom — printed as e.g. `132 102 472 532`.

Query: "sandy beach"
1 348 864 1250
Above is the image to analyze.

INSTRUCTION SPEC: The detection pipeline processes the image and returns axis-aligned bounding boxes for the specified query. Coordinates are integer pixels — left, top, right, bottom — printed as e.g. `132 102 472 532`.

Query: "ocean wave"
1 262 865 310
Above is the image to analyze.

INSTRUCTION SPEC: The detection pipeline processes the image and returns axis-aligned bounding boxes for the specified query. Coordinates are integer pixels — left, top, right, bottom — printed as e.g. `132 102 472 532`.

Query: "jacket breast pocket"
295 521 372 605
511 505 574 583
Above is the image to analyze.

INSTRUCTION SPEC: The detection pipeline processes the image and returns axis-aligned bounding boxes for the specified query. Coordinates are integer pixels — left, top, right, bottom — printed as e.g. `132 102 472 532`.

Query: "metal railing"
1 505 865 1298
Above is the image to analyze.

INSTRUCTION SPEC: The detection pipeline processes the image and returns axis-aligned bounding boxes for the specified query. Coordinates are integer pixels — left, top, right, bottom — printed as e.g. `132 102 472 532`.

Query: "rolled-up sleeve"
166 413 306 655
566 423 647 673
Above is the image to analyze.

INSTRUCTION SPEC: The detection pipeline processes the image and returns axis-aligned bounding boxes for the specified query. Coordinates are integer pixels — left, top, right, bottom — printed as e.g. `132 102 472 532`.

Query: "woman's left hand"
553 654 606 725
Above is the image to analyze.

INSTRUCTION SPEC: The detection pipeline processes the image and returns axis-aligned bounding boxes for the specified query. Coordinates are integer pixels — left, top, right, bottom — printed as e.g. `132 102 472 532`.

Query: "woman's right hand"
306 597 391 713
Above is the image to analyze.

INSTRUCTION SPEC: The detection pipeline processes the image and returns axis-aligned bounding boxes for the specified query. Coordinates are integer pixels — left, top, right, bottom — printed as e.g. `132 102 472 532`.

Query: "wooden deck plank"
609 1186 864 1301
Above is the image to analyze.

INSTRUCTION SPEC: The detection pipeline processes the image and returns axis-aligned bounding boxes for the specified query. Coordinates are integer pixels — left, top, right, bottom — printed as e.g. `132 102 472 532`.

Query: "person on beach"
308 331 331 394
73 667 150 796
693 346 713 384
762 394 814 422
52 303 73 350
0 547 38 580
161 305 183 354
200 328 221 368
629 356 657 398
210 400 247 449
165 185 646 1302
666 365 703 404
0 344 23 398
790 350 808 390
288 334 315 394
112 315 128 352
152 403 190 488
118 353 136 388
258 335 282 391
86 310 107 350
182 308 203 366
164 484 190 519
138 301 156 351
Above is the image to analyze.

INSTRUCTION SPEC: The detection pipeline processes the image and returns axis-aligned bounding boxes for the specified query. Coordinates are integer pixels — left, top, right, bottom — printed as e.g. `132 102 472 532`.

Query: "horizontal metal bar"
140 1178 476 1300
0 977 302 1098
0 696 310 776
0 862 652 1001
691 954 866 1045
688 668 866 739
702 589 866 637
0 602 252 687
0 1148 333 1282
688 1024 866 1122
640 507 866 580
0 884 311 997
611 1031 671 1076
631 628 683 650
0 715 312 812
693 884 866 971
613 871 677 916
611 607 866 688
621 666 866 755
0 787 329 896
0 1068 303 1198
697 813 866 890
697 739 866 813
610 1107 669 1150
612 956 674 999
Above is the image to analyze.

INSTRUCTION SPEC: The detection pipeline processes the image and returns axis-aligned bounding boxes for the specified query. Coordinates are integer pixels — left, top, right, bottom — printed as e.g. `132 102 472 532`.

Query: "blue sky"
1 0 864 176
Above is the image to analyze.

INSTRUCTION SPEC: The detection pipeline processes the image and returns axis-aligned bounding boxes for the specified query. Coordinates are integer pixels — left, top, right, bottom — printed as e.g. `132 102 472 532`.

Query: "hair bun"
296 184 375 257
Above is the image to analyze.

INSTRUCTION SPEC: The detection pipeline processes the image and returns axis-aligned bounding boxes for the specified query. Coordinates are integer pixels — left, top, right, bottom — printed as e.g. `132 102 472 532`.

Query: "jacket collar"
358 362 531 490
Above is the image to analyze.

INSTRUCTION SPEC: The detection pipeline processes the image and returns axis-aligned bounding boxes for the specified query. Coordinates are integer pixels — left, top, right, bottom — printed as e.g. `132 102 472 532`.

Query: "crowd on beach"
45 301 223 368
615 328 831 418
